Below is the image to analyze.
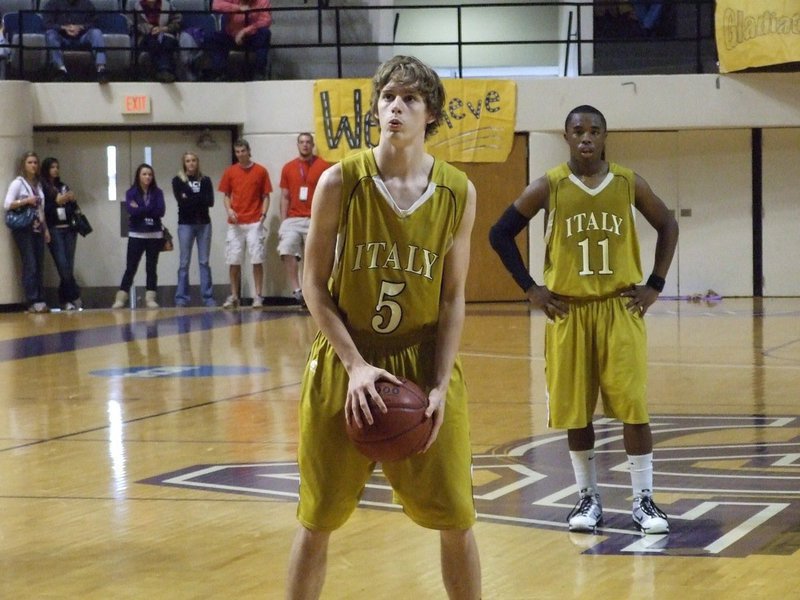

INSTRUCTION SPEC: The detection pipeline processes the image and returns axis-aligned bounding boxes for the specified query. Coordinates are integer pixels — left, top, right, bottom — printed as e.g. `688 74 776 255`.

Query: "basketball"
345 378 433 462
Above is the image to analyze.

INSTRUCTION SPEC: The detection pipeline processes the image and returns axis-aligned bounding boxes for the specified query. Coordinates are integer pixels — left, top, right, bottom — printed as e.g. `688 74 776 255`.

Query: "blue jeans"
45 27 107 69
208 27 270 76
175 223 213 306
11 227 45 306
47 226 81 304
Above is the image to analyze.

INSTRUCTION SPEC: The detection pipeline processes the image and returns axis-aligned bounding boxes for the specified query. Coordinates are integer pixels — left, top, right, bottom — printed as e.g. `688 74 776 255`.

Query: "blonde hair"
18 151 40 184
177 151 203 182
369 55 445 140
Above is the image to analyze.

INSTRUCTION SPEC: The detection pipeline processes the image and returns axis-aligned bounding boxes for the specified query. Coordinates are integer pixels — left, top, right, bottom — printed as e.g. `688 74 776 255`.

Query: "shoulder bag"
6 177 39 230
161 226 174 252
69 205 93 237
5 204 37 230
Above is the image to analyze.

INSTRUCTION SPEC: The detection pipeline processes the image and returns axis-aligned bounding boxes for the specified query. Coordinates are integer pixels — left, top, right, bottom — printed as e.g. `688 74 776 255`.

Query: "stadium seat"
2 11 47 79
96 11 131 77
178 11 215 80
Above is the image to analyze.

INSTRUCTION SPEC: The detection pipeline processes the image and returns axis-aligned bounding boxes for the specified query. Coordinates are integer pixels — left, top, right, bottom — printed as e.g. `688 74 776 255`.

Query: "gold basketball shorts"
545 296 649 429
296 331 476 531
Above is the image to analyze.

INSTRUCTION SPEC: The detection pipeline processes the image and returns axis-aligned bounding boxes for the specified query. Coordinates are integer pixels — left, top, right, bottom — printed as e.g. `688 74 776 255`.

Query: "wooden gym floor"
1 298 799 599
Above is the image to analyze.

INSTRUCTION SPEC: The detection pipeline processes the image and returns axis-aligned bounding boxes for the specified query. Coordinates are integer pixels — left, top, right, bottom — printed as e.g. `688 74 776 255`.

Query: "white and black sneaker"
567 490 603 532
632 495 670 534
222 295 240 309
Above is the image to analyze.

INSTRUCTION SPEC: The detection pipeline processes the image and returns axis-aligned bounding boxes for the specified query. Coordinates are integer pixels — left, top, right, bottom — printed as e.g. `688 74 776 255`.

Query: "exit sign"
123 95 151 114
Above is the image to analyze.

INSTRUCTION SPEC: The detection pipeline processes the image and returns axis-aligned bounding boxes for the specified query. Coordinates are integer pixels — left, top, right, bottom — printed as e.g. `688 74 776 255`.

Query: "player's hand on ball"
345 377 433 462
345 364 400 429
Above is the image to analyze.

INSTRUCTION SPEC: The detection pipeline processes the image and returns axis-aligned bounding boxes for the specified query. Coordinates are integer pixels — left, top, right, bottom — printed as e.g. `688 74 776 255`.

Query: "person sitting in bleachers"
126 0 182 82
42 0 109 83
207 0 271 81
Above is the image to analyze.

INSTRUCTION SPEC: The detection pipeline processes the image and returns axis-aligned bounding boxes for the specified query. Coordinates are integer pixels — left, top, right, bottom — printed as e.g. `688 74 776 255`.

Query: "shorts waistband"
349 325 438 354
552 286 634 304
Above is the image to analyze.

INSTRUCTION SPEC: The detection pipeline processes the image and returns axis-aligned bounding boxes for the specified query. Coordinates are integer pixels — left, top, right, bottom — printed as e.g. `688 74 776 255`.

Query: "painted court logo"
91 366 269 378
140 415 800 557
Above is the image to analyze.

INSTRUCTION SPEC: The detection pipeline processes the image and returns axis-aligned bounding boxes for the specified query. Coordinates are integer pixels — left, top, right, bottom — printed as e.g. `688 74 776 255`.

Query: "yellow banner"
313 79 516 163
715 0 800 73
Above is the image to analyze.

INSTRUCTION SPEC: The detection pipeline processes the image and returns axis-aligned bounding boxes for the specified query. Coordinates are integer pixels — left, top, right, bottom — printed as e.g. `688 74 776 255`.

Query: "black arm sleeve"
488 204 536 293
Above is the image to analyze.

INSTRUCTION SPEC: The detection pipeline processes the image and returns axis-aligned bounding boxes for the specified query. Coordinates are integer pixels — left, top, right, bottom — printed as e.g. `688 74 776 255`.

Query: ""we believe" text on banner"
314 78 517 163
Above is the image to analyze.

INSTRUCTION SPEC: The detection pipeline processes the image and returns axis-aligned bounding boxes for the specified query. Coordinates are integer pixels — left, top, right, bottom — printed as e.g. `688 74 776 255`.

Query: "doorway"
34 127 236 306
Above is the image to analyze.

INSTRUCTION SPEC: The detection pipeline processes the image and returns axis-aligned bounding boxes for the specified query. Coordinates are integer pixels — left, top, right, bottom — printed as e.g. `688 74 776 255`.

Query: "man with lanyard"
278 132 330 306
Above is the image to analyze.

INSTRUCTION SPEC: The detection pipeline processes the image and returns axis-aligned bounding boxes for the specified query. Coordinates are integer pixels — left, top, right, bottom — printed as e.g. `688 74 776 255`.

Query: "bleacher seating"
171 0 208 13
1 0 281 81
3 10 47 78
178 10 216 80
96 10 130 78
0 0 35 13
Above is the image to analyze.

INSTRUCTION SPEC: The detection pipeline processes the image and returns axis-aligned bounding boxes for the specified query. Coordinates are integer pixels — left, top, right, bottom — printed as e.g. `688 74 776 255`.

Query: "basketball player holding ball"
286 56 481 599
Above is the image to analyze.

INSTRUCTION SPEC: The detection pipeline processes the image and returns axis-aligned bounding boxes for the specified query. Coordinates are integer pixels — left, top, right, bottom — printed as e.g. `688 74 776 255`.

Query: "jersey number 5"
372 280 406 334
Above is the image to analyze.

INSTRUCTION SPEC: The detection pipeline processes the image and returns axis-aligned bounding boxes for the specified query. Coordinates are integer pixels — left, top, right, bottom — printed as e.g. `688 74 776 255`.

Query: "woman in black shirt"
41 156 82 310
172 151 215 306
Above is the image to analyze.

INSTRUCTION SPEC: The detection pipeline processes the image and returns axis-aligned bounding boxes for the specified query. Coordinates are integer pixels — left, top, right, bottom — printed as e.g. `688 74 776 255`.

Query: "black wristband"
646 274 665 293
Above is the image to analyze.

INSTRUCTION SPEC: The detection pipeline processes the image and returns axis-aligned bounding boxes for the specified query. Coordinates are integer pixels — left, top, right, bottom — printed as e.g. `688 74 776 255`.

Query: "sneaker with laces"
251 295 264 308
222 295 240 309
632 495 670 534
567 490 603 532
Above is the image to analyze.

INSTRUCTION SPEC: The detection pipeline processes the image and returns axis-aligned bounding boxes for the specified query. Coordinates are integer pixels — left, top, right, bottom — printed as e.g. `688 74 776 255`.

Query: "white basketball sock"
569 449 598 496
628 452 654 498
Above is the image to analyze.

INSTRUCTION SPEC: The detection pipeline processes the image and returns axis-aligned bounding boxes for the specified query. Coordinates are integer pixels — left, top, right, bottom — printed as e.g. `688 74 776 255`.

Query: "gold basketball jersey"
332 150 468 339
543 162 642 297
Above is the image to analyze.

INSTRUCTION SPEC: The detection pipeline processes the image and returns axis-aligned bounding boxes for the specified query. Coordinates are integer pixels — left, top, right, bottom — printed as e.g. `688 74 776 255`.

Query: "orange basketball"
345 378 433 462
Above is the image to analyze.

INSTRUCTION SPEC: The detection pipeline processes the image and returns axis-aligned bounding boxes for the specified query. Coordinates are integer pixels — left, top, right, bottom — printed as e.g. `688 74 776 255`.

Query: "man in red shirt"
218 138 272 308
278 133 331 306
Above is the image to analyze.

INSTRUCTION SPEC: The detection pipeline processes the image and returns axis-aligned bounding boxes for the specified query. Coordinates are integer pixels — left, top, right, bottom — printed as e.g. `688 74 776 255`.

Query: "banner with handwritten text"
313 79 517 163
715 0 800 73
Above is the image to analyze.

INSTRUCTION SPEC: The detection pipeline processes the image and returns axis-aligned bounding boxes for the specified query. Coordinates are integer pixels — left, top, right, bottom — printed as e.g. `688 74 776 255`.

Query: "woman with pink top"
208 0 272 80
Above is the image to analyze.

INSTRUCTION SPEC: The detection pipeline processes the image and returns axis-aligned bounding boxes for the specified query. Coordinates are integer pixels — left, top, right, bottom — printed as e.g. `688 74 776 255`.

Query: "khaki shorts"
225 222 265 265
296 332 476 531
545 296 649 429
277 217 309 258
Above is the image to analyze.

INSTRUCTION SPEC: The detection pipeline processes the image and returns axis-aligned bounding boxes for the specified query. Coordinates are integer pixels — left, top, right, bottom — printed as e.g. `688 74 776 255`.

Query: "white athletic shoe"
632 495 670 534
222 295 240 309
567 490 603 532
